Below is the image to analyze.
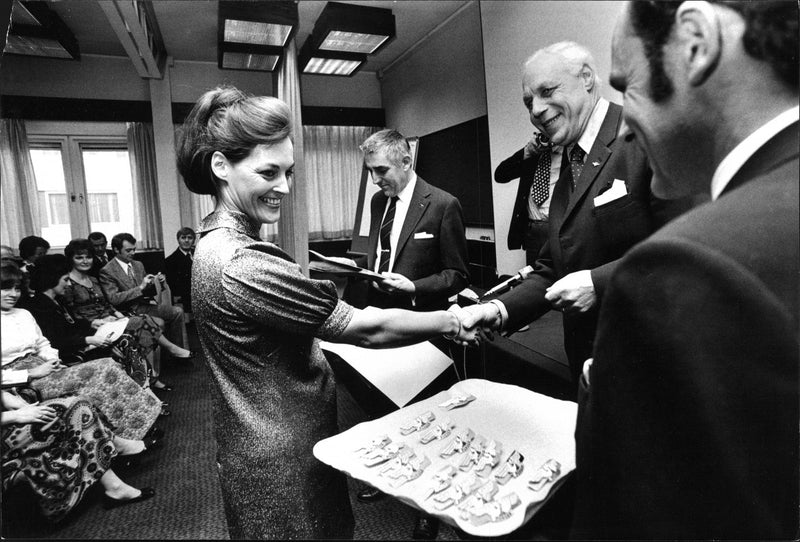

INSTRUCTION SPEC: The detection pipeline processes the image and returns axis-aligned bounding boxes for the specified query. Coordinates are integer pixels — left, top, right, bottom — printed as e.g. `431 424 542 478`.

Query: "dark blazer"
19 292 94 361
572 123 799 539
365 176 469 311
495 146 537 250
164 248 193 311
89 250 114 278
99 258 153 313
494 103 693 380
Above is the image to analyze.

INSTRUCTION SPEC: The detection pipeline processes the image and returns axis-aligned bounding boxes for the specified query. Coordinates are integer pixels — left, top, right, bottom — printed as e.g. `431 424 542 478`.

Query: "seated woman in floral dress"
2 389 156 521
1 261 161 440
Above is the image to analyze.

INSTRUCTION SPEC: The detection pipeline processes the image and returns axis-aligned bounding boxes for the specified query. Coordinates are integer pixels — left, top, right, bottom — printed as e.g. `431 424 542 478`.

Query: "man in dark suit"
100 233 191 390
495 130 554 264
88 231 113 278
163 227 195 313
360 129 469 313
461 41 693 385
353 129 469 539
567 1 798 538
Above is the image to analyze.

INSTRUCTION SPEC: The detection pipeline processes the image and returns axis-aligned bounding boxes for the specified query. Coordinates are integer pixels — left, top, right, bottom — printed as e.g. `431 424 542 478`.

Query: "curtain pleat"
126 122 164 249
303 125 379 241
0 119 41 247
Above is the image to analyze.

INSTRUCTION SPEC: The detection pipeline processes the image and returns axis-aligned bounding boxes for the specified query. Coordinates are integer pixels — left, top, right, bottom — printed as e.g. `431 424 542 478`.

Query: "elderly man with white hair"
462 41 694 387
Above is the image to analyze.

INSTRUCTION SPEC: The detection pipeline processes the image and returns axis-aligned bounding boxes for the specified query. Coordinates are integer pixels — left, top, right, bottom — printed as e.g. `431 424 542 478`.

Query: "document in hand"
308 250 383 281
86 318 130 349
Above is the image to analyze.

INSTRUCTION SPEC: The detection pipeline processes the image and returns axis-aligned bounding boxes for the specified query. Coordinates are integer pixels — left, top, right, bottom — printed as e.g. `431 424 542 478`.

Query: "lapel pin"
592 160 601 167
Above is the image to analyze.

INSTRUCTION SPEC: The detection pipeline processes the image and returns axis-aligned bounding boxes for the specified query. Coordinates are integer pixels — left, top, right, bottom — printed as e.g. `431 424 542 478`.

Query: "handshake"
443 303 505 347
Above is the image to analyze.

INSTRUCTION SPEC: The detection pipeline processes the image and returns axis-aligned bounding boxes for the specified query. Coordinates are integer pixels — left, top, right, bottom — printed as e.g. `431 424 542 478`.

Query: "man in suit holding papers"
358 129 469 313
460 41 693 386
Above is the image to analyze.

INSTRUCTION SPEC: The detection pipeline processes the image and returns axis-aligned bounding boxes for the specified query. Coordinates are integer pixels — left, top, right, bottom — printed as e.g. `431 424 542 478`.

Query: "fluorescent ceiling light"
303 57 362 76
223 19 292 47
4 35 73 58
222 51 279 71
320 30 389 54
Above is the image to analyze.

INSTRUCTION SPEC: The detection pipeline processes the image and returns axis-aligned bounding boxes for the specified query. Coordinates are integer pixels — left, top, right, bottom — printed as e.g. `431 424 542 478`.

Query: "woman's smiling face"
217 138 295 225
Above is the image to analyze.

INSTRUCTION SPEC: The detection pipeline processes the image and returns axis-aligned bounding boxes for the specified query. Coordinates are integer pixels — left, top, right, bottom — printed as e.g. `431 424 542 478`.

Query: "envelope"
414 232 434 239
594 179 628 207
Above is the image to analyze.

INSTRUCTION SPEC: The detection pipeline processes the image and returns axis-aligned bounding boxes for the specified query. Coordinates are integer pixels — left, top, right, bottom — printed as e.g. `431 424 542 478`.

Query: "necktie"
569 144 586 190
378 197 398 273
126 264 135 283
531 148 552 206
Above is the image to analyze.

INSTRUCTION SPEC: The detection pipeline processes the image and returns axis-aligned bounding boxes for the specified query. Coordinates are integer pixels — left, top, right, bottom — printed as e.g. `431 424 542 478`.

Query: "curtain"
126 122 163 249
273 37 308 269
0 119 41 247
304 125 379 240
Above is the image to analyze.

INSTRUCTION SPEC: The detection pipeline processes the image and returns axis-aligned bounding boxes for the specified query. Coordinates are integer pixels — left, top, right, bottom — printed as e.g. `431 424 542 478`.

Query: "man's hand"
545 270 596 313
376 272 415 295
139 274 154 290
458 303 504 342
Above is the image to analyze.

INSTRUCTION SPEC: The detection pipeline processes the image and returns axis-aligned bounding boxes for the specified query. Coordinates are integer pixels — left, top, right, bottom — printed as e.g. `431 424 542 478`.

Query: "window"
27 137 135 247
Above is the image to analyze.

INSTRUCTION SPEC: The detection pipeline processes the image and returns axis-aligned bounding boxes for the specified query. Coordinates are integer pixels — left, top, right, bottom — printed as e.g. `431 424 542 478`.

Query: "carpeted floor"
1 323 465 540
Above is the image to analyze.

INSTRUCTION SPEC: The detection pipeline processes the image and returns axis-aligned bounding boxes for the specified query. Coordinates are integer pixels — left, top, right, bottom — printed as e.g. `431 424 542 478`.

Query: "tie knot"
569 144 585 163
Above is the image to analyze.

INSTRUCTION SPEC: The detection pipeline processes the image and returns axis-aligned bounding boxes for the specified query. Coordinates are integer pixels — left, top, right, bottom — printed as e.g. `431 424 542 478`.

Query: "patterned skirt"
6 356 161 440
2 395 117 522
123 315 161 355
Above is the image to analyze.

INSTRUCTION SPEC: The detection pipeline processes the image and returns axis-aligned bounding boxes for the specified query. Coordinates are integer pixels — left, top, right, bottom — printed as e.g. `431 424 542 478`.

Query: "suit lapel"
562 103 623 224
395 178 431 261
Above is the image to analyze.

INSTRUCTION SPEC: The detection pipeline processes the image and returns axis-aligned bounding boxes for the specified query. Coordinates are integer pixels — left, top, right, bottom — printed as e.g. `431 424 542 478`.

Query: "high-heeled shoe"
151 381 174 392
103 487 156 509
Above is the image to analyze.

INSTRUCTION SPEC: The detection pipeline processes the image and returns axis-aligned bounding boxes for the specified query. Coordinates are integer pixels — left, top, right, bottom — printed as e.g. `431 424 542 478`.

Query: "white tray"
314 378 577 537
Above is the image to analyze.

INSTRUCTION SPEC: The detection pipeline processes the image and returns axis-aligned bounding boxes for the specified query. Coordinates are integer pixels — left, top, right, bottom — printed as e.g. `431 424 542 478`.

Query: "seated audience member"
62 239 191 390
1 245 18 262
17 236 49 299
1 390 156 520
88 231 113 278
17 236 49 273
163 227 195 313
99 233 192 371
1 261 162 439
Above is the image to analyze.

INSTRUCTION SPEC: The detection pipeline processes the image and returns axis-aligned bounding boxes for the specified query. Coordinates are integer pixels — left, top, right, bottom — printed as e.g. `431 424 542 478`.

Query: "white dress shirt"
374 173 418 273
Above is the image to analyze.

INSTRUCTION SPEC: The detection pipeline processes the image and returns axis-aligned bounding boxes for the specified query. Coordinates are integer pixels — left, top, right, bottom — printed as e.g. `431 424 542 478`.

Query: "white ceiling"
40 1 471 74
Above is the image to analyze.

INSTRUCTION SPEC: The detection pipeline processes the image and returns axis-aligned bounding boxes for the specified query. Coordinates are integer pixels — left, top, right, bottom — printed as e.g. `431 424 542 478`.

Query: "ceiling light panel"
223 19 292 47
222 51 279 71
4 34 72 58
303 57 361 76
320 30 388 54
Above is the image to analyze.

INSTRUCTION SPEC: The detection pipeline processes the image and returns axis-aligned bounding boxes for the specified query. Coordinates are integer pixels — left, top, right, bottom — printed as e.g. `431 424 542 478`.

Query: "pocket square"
414 232 434 239
594 178 628 207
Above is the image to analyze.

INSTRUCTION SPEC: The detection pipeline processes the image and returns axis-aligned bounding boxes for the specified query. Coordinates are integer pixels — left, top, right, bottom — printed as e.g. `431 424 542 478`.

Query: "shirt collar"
179 248 193 257
199 209 262 240
710 105 799 200
396 171 417 204
114 257 130 271
575 98 609 156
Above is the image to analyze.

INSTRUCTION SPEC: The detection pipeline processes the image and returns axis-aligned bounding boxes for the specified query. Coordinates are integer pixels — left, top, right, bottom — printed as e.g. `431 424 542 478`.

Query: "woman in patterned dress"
176 86 478 539
2 261 161 440
2 390 155 521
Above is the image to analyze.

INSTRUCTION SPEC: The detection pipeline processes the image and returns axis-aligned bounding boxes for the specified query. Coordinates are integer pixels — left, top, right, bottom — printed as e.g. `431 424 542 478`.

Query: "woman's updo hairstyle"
176 86 293 195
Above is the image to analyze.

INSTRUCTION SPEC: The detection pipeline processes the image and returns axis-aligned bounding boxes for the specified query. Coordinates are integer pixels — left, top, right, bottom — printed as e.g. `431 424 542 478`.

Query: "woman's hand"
13 403 57 424
86 335 114 348
28 359 62 378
